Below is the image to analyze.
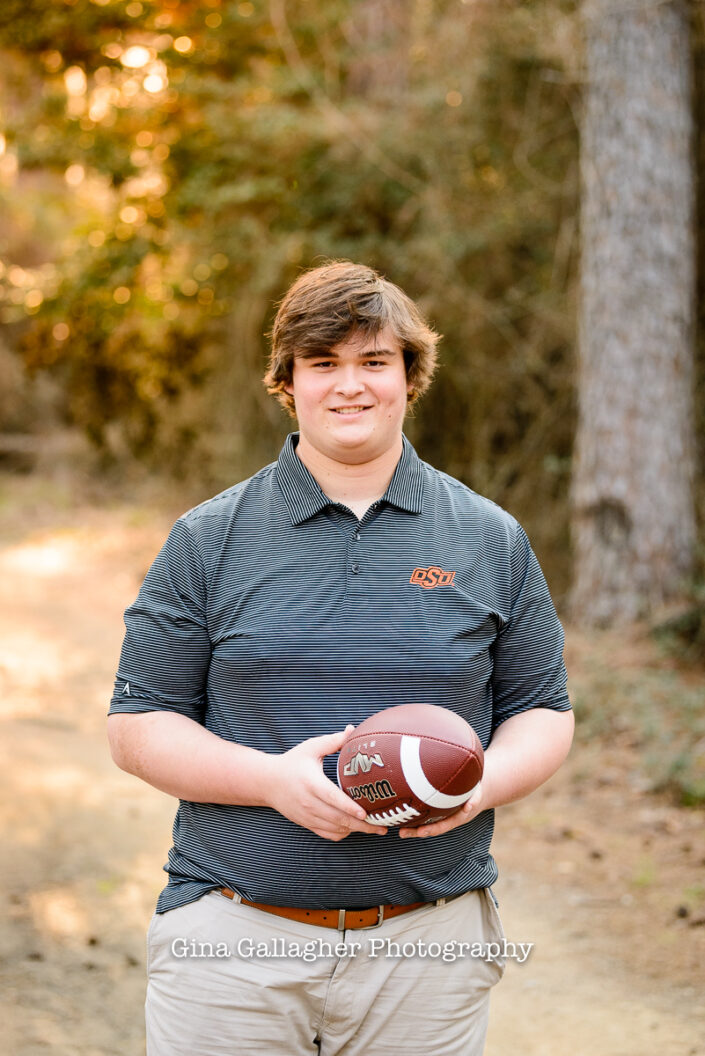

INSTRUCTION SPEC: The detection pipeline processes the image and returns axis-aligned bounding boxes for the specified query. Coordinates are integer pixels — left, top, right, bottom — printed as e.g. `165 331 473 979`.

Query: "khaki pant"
146 888 506 1056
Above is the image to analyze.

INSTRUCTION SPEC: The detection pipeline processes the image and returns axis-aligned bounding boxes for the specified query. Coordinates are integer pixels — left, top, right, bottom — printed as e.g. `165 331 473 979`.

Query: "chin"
322 430 371 451
327 426 371 446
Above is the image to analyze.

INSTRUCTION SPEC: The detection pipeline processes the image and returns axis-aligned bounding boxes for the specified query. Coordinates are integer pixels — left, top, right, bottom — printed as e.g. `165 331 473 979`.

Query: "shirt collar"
275 433 425 526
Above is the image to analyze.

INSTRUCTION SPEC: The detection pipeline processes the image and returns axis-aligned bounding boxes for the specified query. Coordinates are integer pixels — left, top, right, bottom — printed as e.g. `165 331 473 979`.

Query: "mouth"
330 406 371 415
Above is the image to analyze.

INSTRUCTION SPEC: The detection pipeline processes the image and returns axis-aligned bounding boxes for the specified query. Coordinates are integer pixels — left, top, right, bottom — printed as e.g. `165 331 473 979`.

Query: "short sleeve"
490 523 570 729
108 518 210 722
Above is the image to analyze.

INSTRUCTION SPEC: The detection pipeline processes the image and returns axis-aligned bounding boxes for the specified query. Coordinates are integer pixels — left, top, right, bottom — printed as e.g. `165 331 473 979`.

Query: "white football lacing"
367 803 422 827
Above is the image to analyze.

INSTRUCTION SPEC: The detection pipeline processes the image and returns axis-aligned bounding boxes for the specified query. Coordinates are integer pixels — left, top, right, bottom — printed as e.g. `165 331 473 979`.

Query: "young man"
108 261 573 1055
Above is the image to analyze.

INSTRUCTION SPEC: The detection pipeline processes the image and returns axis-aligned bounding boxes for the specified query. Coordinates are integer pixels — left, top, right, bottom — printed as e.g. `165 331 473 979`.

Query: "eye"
364 359 387 368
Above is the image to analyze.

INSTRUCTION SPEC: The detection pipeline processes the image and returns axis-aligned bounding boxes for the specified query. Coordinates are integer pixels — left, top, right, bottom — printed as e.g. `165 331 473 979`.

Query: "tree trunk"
571 0 697 625
344 0 410 99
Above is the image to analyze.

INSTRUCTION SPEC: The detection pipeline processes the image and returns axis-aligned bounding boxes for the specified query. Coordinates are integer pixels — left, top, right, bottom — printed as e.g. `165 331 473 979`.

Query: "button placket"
352 523 361 572
347 523 362 585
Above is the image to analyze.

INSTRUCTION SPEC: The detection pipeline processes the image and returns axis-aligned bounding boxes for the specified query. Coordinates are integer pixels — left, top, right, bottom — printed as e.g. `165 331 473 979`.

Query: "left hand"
398 781 485 839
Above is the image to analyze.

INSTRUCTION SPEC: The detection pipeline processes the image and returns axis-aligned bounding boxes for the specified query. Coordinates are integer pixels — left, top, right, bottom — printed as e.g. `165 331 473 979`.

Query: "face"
285 325 412 466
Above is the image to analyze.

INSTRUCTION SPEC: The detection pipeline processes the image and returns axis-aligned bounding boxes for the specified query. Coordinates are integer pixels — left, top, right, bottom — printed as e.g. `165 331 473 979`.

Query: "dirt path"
1 497 703 1055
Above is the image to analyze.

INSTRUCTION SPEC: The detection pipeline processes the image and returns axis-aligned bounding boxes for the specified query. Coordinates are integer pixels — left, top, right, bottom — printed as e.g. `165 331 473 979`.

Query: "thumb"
462 780 483 813
307 725 354 758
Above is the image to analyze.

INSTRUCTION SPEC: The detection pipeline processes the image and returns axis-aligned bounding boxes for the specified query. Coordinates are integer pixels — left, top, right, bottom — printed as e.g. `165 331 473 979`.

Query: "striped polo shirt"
109 432 570 913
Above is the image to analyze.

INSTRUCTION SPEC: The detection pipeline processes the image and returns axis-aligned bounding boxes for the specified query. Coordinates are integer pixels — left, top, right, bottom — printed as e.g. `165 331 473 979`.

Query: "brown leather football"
337 703 484 828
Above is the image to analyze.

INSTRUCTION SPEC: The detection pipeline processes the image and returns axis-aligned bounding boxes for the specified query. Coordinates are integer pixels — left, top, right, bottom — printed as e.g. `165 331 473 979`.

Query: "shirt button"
351 563 360 574
354 531 361 541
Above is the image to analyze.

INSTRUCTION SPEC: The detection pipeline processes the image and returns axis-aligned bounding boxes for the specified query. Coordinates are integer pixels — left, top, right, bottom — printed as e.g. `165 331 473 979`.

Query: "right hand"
265 727 387 842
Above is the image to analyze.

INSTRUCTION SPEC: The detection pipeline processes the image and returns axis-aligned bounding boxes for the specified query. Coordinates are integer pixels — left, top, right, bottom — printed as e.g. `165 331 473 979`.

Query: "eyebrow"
296 348 398 360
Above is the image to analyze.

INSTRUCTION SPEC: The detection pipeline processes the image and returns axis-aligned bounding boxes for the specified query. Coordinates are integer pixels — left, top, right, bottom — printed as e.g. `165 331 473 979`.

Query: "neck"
294 434 403 510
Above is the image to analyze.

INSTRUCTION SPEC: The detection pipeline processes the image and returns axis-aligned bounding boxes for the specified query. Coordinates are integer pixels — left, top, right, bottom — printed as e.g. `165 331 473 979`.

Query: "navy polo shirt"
109 433 570 913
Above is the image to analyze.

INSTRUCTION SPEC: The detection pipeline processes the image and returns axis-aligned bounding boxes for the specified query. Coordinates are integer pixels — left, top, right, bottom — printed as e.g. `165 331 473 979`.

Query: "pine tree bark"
571 0 697 625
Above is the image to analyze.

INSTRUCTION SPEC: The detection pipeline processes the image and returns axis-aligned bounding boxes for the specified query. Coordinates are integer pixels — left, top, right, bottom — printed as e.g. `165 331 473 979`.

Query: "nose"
334 364 365 397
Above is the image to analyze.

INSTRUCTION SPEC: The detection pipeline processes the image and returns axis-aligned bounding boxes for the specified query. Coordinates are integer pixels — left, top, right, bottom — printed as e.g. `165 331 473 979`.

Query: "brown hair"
263 260 440 417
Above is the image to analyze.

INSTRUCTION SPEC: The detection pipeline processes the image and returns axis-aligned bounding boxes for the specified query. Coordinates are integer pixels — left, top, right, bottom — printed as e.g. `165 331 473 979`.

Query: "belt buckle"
361 905 386 930
337 905 386 930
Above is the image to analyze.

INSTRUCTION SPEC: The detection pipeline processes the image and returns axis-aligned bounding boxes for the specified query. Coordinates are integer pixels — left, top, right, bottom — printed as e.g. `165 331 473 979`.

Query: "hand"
398 781 485 839
266 727 387 842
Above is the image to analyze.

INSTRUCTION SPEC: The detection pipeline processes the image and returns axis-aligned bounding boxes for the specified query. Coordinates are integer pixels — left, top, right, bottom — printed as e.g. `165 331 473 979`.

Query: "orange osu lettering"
409 566 456 589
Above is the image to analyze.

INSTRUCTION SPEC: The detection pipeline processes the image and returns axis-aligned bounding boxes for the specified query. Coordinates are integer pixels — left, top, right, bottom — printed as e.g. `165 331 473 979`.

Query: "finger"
304 727 355 759
305 809 385 840
398 805 474 840
285 774 364 826
315 774 371 821
399 820 447 839
314 825 357 843
310 795 386 836
348 817 387 836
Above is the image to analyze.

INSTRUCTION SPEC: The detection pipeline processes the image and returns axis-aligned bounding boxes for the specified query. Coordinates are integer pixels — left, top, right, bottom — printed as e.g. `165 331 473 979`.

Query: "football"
337 703 484 829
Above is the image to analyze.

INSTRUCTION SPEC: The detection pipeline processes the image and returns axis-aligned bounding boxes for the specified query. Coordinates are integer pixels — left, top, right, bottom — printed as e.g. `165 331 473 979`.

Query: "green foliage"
651 545 705 668
572 660 705 807
1 0 580 585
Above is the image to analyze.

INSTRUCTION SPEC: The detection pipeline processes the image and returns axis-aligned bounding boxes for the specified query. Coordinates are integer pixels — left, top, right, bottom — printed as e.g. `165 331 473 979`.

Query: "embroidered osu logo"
410 566 456 589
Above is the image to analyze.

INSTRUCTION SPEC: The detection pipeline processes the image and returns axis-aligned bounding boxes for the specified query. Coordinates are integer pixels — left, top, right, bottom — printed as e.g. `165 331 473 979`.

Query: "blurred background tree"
572 0 697 624
0 0 702 618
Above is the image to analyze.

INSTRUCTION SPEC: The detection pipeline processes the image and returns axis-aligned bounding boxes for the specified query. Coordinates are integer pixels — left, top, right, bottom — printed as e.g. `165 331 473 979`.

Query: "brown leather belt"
218 887 443 930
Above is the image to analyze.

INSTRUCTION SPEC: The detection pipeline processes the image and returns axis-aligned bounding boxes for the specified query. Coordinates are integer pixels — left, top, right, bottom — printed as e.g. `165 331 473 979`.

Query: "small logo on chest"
409 566 456 589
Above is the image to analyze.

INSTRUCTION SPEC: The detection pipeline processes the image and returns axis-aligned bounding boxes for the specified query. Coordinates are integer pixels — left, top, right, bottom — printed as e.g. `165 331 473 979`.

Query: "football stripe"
400 735 477 809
